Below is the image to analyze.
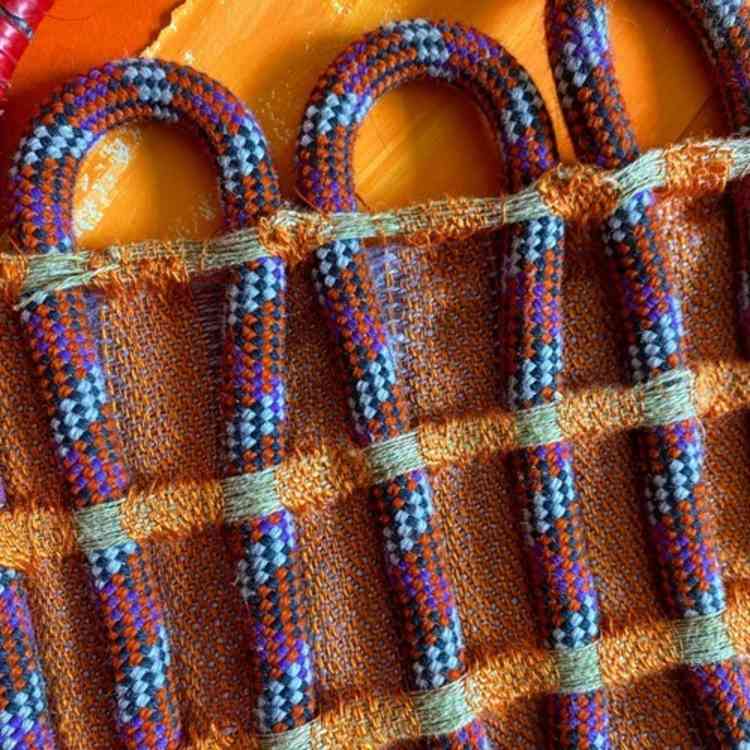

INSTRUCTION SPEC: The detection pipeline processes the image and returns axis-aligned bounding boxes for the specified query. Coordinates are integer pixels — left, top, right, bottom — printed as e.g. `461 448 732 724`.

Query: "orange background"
1 0 726 246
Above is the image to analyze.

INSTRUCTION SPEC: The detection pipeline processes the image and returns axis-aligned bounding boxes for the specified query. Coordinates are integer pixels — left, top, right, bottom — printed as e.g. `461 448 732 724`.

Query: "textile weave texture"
0 5 750 750
1 166 749 750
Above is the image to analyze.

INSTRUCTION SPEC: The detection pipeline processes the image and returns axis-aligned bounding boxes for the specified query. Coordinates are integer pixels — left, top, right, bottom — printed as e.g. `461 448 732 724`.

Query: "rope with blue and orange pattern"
9 58 316 749
296 18 610 749
0 480 56 749
215 91 318 746
546 1 750 746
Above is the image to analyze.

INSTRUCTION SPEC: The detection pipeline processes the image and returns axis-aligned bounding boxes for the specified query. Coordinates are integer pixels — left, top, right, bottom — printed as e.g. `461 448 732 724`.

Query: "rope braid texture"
212 67 318 746
0 481 56 749
547 1 750 746
8 58 316 749
9 59 181 750
1 11 749 750
296 20 490 750
0 566 55 750
297 19 609 748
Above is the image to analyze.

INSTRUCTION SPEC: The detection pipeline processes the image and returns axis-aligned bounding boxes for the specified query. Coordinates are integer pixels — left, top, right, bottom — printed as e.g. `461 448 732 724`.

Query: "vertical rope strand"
220 240 318 738
504 179 610 745
0 481 56 750
296 20 498 749
204 56 318 743
296 18 612 748
546 2 750 745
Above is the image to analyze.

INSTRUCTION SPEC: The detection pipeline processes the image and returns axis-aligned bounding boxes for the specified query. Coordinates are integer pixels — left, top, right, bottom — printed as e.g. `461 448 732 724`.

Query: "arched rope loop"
294 17 590 749
6 56 306 749
10 58 280 257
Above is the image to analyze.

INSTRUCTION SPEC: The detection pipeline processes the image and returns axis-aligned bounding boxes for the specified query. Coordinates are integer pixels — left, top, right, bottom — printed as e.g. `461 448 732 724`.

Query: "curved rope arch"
10 58 280 254
297 19 610 749
9 58 317 750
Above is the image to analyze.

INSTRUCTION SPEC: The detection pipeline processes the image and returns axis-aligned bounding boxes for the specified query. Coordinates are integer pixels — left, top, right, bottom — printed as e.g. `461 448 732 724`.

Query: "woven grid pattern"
546 1 750 746
0 566 55 750
229 509 315 734
1 186 747 748
2 5 750 749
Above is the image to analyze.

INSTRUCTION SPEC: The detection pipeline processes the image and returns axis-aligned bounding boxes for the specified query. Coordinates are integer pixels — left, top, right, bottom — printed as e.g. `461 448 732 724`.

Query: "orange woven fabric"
0 2 749 747
0 189 747 748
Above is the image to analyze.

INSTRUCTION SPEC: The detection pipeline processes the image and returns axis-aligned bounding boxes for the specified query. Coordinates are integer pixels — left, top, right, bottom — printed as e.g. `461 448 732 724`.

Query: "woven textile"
547 2 750 746
7 58 315 749
0 3 749 750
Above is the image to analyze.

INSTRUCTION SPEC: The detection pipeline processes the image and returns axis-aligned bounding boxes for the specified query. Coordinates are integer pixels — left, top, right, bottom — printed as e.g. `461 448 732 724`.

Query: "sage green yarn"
365 431 424 484
515 402 563 448
641 369 696 427
74 499 129 553
222 468 283 523
412 679 475 738
258 723 312 750
676 612 735 666
555 642 604 694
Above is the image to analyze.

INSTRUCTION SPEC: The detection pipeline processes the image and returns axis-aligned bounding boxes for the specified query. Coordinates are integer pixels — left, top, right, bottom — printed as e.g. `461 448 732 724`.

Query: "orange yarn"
255 211 328 266
536 163 621 221
664 141 733 197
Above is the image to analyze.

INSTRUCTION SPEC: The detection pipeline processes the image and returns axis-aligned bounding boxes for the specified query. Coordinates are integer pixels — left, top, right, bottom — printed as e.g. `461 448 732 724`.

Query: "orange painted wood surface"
1 0 726 246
